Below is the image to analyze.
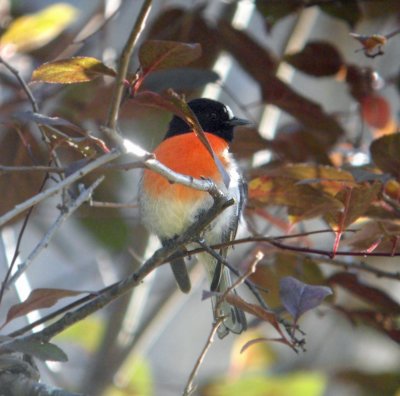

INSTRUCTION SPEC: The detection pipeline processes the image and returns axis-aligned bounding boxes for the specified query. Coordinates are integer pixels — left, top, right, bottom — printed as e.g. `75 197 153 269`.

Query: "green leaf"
0 3 77 53
80 216 130 251
201 372 327 396
138 40 201 74
55 317 103 353
31 57 117 84
370 133 400 178
5 340 68 362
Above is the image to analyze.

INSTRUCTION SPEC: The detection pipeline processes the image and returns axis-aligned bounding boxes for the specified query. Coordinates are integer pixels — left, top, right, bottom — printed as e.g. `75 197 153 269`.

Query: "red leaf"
138 40 201 74
1 288 88 329
284 41 343 77
361 94 391 129
328 273 400 314
225 293 294 350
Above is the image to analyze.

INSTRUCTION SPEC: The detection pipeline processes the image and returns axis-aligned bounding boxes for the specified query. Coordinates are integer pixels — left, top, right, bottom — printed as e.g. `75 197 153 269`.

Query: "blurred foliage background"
0 0 400 395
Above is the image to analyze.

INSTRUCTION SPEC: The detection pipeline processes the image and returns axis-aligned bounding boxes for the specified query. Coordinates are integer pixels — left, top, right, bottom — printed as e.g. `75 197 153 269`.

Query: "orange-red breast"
140 98 248 338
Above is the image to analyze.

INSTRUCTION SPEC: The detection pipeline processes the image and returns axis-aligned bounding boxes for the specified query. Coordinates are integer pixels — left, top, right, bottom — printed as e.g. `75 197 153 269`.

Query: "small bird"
140 98 248 338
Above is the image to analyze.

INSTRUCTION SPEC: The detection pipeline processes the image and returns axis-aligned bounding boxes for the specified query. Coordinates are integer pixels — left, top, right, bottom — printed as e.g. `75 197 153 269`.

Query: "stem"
106 0 153 132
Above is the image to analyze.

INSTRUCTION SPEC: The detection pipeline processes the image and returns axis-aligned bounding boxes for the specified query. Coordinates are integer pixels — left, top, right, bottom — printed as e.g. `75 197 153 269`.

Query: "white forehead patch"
225 105 234 120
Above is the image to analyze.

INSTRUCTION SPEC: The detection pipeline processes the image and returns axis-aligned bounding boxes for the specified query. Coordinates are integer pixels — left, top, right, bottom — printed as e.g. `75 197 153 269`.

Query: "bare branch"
13 188 232 342
0 150 120 227
106 0 153 133
4 177 105 290
182 318 223 396
0 56 39 112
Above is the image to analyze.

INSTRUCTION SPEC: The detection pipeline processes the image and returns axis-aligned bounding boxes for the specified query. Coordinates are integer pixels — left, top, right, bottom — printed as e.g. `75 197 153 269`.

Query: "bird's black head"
164 98 249 142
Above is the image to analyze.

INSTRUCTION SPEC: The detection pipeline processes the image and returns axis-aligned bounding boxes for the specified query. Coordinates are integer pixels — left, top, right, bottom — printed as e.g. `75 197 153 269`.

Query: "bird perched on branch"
140 98 248 338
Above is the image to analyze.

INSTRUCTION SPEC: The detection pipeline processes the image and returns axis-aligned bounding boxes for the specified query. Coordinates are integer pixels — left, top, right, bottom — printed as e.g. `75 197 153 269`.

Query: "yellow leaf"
0 3 77 53
32 57 117 84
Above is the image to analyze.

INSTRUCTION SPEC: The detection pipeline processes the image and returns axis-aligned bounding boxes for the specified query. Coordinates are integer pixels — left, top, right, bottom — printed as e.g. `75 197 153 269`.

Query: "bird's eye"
210 112 217 120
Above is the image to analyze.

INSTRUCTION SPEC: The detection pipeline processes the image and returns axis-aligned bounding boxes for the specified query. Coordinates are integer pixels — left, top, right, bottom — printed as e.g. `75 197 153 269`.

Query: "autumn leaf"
0 3 77 53
1 288 88 329
284 41 343 77
361 94 391 129
32 57 117 84
139 40 202 74
328 273 400 314
370 133 400 178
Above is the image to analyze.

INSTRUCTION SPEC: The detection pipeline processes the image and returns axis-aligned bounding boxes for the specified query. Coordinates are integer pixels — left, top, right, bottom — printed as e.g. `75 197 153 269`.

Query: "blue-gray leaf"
279 276 332 321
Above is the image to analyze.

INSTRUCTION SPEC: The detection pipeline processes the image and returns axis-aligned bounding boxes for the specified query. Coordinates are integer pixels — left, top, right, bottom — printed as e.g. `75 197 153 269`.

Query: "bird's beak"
226 117 251 127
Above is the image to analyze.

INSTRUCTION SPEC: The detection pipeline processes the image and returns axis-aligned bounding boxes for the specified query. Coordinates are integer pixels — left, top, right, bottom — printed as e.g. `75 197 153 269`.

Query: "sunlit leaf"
280 276 332 322
326 183 380 229
4 339 68 362
1 288 88 329
32 57 117 84
370 133 400 178
344 221 400 254
0 3 77 53
248 175 343 222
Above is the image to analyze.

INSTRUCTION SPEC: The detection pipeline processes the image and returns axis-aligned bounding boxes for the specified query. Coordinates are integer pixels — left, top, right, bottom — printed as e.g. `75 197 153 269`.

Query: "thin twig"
186 235 400 259
0 56 63 169
106 0 153 132
183 253 264 396
182 318 223 396
0 174 49 306
196 240 269 310
0 151 120 227
0 160 143 174
13 189 232 342
0 57 39 112
4 177 105 290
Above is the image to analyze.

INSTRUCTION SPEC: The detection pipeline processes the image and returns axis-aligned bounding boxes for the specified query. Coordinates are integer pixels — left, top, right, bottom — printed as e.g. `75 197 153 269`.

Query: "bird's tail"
203 254 247 338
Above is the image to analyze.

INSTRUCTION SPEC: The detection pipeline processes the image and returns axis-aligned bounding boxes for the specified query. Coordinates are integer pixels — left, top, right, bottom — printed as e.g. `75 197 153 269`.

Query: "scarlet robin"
140 98 248 338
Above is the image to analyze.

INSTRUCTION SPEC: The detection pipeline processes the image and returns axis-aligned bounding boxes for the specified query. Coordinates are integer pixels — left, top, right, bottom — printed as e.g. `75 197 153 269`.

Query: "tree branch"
0 150 120 227
4 177 105 290
15 188 232 343
106 0 153 132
